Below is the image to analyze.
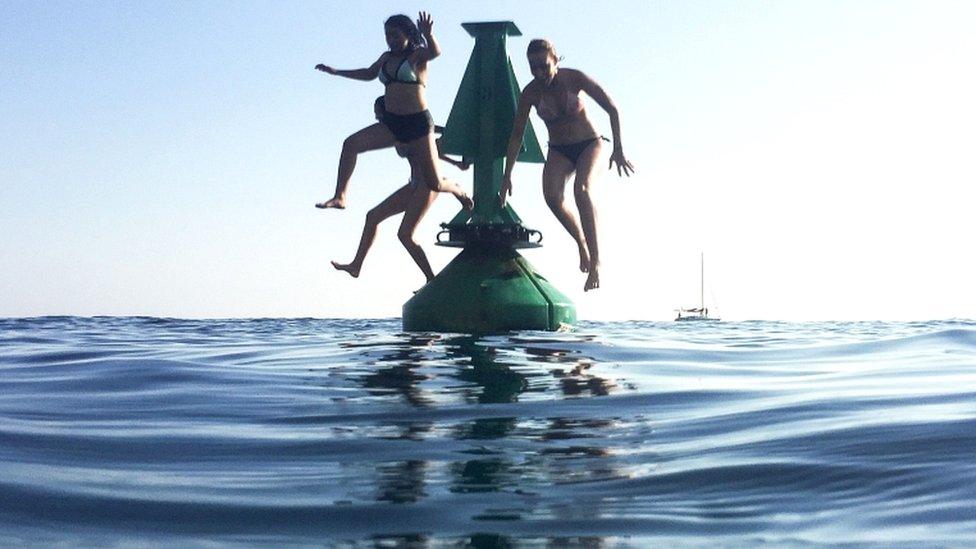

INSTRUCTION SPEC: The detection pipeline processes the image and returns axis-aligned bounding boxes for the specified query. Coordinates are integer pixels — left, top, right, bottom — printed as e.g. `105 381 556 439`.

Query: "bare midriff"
543 108 599 146
384 81 427 115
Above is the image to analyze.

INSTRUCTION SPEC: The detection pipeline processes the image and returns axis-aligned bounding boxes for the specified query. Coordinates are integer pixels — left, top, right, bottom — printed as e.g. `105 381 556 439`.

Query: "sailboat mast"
700 252 704 311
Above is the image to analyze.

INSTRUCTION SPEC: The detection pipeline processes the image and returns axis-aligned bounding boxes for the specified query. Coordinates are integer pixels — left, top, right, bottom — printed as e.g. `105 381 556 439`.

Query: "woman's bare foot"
584 264 600 291
315 196 346 209
578 245 590 273
331 260 360 278
456 191 474 210
413 278 434 294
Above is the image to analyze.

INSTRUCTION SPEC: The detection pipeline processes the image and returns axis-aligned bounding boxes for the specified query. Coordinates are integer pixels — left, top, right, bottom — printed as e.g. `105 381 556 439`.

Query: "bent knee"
365 208 383 224
342 136 364 155
397 230 416 245
544 192 565 208
420 178 441 192
574 182 593 197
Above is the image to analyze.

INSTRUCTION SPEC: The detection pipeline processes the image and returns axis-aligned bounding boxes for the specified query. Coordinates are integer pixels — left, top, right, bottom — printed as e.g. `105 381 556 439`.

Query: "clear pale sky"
2 1 974 320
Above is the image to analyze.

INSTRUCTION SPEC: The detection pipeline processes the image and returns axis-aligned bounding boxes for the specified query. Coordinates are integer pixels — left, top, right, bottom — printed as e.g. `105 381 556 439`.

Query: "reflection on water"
520 337 617 398
349 331 624 533
376 460 427 504
350 335 438 409
4 318 975 544
448 335 529 405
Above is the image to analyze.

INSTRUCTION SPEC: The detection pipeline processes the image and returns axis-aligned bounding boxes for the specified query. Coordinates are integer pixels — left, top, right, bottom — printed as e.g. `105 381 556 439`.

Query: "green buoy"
402 21 576 333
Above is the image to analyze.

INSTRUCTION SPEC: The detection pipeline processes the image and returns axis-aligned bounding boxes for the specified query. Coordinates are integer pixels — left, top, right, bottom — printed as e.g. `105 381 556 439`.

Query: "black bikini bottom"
382 109 433 143
549 136 607 165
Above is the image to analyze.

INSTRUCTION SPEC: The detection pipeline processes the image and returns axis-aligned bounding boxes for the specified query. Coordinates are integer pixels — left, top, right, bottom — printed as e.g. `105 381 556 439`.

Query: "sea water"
1 317 974 546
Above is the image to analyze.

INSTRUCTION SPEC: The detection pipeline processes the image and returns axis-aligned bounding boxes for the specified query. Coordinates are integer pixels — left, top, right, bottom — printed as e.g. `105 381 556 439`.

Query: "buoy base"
402 246 575 333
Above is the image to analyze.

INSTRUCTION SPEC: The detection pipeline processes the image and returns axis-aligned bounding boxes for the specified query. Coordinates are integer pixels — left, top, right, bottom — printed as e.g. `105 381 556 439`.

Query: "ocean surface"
1 317 975 546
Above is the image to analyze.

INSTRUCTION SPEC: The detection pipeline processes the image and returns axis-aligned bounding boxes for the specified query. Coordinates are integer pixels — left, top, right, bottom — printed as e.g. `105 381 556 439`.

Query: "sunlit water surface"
1 317 975 546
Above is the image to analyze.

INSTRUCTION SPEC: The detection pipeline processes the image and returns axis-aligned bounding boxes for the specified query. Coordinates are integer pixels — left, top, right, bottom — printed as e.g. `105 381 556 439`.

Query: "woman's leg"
543 151 590 273
573 140 604 291
332 183 414 277
397 185 439 282
317 123 397 209
407 133 473 210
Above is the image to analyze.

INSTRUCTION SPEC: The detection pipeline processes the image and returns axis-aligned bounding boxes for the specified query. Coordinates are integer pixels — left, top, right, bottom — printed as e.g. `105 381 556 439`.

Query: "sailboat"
675 253 720 322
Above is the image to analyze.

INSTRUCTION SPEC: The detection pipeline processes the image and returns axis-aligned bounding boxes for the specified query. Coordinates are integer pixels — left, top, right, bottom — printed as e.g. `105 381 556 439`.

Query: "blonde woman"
500 39 634 291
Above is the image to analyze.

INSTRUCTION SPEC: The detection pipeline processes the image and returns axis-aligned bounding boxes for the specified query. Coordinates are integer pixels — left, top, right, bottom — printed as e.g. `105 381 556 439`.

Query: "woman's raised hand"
609 147 635 177
315 64 337 75
417 12 433 35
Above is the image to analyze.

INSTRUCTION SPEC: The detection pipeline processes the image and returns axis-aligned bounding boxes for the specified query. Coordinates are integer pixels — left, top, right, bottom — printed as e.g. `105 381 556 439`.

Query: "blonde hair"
527 38 561 63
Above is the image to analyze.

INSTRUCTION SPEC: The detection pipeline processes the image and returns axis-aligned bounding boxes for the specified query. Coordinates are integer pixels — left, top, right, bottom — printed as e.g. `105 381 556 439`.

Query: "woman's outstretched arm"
576 70 635 177
499 88 535 206
315 54 385 81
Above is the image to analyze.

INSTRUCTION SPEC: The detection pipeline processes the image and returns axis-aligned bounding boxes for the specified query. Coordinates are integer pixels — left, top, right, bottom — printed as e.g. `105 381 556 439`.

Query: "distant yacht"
675 253 720 322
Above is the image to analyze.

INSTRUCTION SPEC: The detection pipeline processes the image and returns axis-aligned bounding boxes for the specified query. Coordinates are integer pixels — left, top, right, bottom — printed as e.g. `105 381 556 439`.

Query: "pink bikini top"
536 90 584 123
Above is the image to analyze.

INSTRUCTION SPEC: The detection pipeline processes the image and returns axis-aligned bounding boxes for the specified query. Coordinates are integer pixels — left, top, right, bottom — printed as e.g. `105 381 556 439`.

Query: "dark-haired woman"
500 39 634 292
314 12 471 212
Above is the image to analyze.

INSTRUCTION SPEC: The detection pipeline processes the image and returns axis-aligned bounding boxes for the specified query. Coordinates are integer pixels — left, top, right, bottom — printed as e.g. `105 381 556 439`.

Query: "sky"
1 0 974 321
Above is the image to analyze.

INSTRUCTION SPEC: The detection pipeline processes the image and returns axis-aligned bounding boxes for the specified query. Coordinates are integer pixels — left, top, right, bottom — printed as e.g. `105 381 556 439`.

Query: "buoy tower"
402 21 575 333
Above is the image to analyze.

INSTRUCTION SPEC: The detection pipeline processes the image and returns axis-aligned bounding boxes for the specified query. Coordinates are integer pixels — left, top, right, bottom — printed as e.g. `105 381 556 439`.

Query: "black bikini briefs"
381 109 433 143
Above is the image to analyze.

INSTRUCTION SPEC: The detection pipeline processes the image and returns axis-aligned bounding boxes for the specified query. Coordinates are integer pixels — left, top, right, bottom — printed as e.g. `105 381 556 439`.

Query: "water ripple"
0 318 974 544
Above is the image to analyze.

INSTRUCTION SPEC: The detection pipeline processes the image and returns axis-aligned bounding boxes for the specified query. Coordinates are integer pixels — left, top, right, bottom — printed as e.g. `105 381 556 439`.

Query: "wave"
1 318 975 543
